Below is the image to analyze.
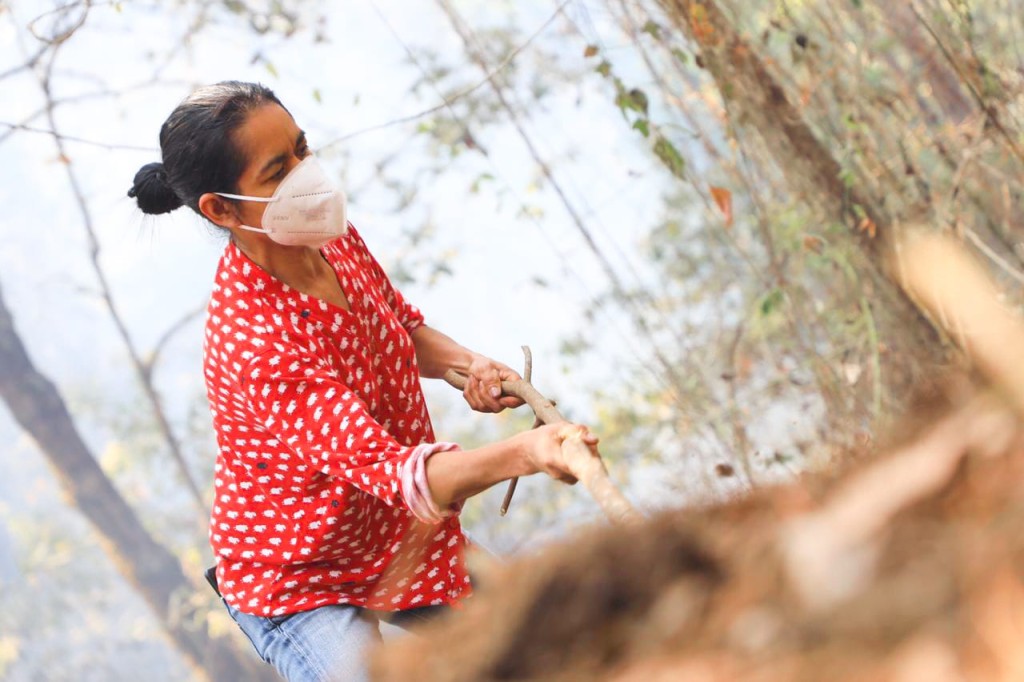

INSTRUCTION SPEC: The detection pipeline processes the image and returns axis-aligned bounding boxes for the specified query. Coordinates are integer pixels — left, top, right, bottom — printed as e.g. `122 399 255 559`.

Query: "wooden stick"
498 346 533 516
443 369 641 524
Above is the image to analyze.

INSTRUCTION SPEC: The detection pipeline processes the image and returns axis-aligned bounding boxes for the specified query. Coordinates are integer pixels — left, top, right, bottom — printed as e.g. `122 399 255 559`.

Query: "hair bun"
128 162 183 214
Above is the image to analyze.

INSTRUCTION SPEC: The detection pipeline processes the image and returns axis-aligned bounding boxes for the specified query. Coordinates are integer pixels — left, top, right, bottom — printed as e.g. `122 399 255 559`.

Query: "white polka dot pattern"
203 225 471 617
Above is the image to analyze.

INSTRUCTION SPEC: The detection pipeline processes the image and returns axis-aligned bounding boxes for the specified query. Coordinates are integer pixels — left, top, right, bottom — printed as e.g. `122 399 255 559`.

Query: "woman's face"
212 102 311 230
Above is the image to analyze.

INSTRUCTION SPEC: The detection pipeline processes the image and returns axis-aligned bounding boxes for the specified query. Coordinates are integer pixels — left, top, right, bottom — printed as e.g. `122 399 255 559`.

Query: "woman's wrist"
508 430 538 477
447 350 482 376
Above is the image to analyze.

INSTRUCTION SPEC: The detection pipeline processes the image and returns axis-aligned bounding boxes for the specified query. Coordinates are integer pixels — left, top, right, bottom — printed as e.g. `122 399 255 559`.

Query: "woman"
128 81 592 682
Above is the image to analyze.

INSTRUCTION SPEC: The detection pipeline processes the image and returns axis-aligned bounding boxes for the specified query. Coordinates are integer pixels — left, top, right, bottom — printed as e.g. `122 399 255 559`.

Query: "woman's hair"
128 81 285 216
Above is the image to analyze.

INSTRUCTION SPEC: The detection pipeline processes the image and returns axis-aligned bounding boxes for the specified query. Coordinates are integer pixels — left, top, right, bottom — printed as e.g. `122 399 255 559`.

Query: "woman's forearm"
410 325 477 379
425 436 531 508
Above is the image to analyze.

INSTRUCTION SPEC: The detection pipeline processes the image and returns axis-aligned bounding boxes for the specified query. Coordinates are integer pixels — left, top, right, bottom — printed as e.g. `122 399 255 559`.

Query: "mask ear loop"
214 192 277 202
212 193 277 234
234 224 272 234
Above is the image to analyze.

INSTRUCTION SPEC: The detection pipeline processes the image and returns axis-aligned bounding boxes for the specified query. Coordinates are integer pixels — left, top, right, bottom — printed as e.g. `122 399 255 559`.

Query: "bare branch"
27 0 91 46
146 304 207 378
0 121 158 152
0 44 49 83
964 228 1024 287
319 0 573 149
909 0 1024 166
35 41 206 515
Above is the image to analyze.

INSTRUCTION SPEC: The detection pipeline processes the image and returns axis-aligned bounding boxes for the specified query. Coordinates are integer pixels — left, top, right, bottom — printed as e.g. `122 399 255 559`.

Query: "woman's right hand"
516 423 600 484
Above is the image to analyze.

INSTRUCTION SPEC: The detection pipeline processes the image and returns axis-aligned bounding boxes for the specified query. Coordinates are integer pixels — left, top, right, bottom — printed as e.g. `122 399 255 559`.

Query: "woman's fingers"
464 372 501 413
478 364 504 411
497 395 525 409
462 357 509 412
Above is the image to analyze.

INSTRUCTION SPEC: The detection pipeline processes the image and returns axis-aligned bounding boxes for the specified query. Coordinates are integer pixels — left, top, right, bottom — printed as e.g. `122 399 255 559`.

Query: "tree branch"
35 45 205 515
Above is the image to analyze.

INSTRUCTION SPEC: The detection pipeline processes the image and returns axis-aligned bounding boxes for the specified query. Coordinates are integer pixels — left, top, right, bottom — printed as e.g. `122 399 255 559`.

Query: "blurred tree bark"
0 279 276 682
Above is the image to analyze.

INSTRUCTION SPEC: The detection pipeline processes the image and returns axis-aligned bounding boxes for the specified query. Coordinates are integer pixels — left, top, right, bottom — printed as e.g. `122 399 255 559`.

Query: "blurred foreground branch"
376 235 1024 682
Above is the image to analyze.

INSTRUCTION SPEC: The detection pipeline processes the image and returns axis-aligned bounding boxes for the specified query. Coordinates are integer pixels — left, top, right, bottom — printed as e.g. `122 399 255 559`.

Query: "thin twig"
910 0 1024 166
964 228 1024 287
319 0 573 149
0 121 158 152
146 304 207 379
27 0 91 45
0 45 49 83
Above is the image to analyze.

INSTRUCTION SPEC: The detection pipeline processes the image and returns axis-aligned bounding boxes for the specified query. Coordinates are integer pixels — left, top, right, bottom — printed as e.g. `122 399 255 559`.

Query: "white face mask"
215 155 348 248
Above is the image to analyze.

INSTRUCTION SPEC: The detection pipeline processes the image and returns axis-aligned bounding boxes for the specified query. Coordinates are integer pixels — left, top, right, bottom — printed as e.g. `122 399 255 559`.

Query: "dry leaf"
710 186 733 228
803 235 824 253
858 216 877 239
689 5 715 44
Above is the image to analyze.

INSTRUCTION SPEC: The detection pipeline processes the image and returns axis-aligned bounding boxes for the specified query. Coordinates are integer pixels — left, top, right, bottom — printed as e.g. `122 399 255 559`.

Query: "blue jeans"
225 601 447 682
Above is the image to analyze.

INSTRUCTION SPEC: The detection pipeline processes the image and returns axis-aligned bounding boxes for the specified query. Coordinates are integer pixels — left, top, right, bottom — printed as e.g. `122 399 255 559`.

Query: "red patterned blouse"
203 225 471 617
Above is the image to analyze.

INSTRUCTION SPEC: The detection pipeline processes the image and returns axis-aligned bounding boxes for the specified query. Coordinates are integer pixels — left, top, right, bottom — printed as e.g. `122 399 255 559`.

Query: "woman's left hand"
462 355 526 413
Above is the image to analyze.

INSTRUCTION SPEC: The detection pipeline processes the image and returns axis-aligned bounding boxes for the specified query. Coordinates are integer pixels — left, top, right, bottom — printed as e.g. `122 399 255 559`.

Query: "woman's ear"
198 192 241 229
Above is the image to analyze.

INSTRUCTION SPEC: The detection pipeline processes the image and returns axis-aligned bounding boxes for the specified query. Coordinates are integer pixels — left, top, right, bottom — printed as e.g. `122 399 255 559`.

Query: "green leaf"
838 166 856 189
469 172 495 193
312 88 322 104
615 88 649 118
653 136 686 179
632 119 650 138
671 48 689 64
642 20 662 39
595 60 612 78
629 88 649 115
264 60 279 78
760 289 784 316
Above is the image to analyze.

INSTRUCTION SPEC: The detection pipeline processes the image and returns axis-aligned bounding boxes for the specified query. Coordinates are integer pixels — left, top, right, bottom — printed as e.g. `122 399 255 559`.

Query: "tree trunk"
658 0 951 407
0 280 277 682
